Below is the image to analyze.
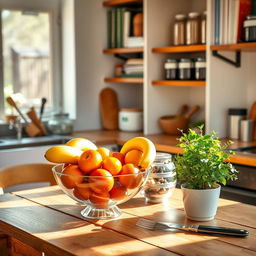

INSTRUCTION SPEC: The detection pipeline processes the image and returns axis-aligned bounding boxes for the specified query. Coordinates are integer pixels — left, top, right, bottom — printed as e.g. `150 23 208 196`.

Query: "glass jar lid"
153 152 172 163
175 14 186 20
188 12 200 18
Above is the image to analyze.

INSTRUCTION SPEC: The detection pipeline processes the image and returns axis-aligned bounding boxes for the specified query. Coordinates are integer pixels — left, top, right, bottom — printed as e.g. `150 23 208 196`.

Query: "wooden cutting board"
99 87 119 130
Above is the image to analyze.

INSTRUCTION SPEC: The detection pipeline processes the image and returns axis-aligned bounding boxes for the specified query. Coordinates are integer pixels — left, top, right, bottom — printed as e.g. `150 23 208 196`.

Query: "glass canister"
195 57 206 80
48 112 73 135
178 58 194 80
186 12 200 45
244 15 256 42
173 14 186 45
164 59 178 80
142 152 176 203
201 11 207 44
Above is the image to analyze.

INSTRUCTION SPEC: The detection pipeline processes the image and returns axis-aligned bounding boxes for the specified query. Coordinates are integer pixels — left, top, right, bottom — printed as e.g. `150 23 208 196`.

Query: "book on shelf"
213 0 252 45
125 36 144 47
106 7 143 48
120 73 143 78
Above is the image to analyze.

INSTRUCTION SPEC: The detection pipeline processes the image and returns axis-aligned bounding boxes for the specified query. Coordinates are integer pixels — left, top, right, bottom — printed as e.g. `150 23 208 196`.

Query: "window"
0 0 62 121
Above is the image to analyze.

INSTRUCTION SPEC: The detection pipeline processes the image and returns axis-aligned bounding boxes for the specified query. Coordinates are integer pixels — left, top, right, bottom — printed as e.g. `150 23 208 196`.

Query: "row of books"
213 0 255 45
117 59 143 78
107 7 144 48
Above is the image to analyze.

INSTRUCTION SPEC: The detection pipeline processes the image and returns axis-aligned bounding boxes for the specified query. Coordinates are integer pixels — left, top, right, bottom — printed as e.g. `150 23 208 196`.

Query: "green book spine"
116 8 122 48
111 8 116 48
107 10 112 48
252 0 256 14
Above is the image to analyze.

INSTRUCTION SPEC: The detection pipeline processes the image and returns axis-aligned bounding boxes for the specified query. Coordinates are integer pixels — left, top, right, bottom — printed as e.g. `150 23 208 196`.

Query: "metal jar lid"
228 108 247 116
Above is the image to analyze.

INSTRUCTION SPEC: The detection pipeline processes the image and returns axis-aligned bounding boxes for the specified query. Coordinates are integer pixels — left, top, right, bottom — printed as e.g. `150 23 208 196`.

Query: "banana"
120 137 156 169
44 145 83 164
65 137 97 151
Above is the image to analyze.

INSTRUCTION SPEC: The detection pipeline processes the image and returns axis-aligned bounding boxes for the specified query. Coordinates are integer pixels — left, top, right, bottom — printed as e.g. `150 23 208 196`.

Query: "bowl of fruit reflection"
52 163 150 219
47 137 156 219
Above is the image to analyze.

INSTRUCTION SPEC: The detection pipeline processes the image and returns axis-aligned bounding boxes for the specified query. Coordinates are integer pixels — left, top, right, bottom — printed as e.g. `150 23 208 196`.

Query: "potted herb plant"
174 126 238 221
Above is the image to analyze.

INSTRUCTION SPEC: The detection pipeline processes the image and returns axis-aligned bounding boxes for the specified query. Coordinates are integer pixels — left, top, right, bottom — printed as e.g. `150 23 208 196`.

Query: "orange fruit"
97 147 111 160
89 169 114 194
111 152 125 165
119 163 141 189
73 183 91 200
124 149 143 167
102 157 122 175
60 165 84 189
89 191 110 208
110 183 127 201
78 149 102 173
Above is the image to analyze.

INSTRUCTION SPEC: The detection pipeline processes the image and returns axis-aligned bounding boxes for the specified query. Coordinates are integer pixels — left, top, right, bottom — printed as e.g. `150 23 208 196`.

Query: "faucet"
9 116 23 140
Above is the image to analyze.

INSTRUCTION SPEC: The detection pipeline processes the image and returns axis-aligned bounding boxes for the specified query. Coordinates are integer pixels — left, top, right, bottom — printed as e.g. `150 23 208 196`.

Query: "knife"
136 218 249 237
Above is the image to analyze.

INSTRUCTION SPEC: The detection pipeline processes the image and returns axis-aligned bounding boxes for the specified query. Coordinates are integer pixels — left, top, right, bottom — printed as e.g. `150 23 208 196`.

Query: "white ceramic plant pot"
181 184 221 221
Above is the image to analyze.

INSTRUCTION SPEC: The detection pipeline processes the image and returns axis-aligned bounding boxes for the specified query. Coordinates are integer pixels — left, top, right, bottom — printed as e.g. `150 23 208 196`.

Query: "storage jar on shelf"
178 58 194 80
195 57 206 80
186 12 200 45
164 59 179 80
173 14 186 46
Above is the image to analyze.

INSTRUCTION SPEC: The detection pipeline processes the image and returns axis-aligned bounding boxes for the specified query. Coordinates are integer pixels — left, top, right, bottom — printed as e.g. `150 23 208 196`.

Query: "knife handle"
197 225 249 237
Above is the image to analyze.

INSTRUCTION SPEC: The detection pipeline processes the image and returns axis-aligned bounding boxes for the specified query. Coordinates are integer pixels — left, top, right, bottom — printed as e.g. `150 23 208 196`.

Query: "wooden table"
0 186 255 256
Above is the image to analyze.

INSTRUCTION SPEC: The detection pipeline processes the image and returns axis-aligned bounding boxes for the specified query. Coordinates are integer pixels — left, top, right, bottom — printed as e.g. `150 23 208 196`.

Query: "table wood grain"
0 186 254 256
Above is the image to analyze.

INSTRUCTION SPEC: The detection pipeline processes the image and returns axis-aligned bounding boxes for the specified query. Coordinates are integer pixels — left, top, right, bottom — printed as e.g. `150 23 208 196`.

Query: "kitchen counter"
72 130 256 167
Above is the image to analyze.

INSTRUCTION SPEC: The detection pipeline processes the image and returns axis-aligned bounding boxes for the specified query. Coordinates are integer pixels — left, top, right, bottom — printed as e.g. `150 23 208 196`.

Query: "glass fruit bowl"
52 163 151 219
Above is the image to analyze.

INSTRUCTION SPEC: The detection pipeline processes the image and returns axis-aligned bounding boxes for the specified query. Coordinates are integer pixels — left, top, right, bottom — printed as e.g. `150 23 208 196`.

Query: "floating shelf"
152 80 206 87
210 42 256 51
104 77 143 83
103 47 143 54
103 0 143 7
152 44 206 53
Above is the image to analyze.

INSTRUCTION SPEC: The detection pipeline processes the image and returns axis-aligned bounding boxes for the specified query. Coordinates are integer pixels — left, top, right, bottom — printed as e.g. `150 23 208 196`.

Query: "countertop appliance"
221 147 256 205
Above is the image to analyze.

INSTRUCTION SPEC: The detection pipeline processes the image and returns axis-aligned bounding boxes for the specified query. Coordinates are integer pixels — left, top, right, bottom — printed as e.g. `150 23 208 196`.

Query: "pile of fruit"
45 137 156 208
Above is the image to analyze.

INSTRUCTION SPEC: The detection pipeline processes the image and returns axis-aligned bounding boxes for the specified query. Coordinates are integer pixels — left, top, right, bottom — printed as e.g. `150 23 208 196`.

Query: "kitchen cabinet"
75 0 256 137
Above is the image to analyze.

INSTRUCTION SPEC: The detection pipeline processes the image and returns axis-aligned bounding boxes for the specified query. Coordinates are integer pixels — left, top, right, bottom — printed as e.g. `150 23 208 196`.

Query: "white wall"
73 0 143 131
144 0 206 134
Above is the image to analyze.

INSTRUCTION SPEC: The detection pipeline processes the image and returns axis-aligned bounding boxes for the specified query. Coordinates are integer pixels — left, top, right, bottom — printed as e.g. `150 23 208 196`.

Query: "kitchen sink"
0 134 72 150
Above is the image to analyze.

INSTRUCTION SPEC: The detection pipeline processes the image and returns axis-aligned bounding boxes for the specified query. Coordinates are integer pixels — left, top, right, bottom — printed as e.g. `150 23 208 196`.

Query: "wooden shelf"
103 47 143 54
104 77 143 83
210 42 256 52
152 44 206 53
103 0 143 7
152 80 206 87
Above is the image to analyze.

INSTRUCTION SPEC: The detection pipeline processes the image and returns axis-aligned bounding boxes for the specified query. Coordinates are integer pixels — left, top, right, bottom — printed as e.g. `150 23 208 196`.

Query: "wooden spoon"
6 97 41 137
176 104 189 117
27 107 47 135
185 105 201 119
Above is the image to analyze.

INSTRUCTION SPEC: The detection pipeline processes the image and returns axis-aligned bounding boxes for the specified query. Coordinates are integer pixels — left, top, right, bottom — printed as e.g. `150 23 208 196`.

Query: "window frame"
0 0 62 121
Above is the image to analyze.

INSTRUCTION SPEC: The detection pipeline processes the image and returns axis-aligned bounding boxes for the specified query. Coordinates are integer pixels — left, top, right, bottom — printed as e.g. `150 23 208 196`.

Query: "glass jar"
244 15 256 42
173 14 186 45
201 11 207 44
195 57 206 80
48 113 73 135
142 152 176 203
178 58 194 80
164 59 178 80
186 12 200 45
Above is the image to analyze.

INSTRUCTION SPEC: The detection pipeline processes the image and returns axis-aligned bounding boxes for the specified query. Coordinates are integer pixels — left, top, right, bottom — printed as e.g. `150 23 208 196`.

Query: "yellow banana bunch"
44 145 83 164
120 137 156 169
65 138 97 151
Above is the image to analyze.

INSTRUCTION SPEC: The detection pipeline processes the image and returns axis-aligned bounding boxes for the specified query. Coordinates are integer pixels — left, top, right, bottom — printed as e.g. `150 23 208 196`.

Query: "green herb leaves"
174 126 238 189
